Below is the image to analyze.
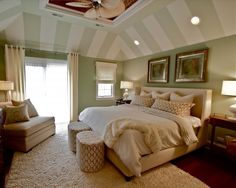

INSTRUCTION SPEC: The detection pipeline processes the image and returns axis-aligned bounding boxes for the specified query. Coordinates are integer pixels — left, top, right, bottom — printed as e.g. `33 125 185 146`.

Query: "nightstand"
116 99 131 106
209 114 236 149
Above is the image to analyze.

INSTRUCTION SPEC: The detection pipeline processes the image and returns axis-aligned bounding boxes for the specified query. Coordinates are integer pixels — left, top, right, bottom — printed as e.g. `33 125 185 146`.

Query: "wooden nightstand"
209 114 236 149
116 99 131 106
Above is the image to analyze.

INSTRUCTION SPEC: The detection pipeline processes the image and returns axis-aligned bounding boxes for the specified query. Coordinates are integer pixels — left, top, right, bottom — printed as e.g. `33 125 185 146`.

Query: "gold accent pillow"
151 99 194 116
131 96 154 107
12 99 38 117
5 104 30 124
152 91 170 100
170 92 194 103
140 90 152 98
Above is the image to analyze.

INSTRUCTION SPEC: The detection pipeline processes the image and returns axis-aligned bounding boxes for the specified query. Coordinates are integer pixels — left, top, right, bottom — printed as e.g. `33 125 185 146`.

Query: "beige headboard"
137 87 212 122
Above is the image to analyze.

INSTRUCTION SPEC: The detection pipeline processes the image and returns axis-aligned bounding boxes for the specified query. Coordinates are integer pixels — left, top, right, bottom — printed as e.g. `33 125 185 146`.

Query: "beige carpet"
6 129 209 188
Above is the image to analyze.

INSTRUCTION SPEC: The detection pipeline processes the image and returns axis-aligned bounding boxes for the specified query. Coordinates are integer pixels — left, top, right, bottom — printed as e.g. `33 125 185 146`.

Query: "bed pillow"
4 104 30 124
170 92 194 103
151 98 194 116
152 91 170 101
12 99 38 118
140 90 152 98
131 95 154 107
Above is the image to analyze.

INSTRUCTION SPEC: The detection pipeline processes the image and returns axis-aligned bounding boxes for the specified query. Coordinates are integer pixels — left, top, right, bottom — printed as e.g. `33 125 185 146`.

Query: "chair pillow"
12 99 38 117
131 95 154 107
151 98 194 116
152 91 170 101
5 104 30 124
170 92 194 103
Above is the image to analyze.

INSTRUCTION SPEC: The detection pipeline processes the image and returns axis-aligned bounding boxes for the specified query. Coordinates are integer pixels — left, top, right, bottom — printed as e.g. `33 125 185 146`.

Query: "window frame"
96 82 115 100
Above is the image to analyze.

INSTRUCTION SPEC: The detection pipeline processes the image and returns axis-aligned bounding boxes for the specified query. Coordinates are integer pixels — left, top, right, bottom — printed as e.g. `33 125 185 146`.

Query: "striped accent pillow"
131 96 154 107
151 99 194 116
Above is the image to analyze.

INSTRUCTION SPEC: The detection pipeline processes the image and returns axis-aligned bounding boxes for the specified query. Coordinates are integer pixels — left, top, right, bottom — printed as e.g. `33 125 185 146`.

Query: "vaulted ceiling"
0 0 235 61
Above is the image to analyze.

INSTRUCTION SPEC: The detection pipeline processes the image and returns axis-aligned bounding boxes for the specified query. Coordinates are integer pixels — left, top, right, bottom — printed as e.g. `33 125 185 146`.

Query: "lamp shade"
0 81 14 91
120 81 133 89
221 80 236 96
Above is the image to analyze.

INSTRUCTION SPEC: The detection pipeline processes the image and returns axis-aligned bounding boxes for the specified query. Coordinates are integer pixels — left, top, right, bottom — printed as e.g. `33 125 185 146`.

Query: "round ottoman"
76 131 104 172
68 121 91 152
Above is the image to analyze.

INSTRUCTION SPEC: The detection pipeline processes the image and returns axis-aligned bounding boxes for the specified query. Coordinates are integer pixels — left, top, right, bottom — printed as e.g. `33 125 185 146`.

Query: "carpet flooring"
6 129 208 188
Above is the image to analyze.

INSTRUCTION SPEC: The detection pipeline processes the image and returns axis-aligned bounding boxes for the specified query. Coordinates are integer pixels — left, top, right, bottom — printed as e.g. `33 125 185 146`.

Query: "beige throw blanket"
104 118 162 152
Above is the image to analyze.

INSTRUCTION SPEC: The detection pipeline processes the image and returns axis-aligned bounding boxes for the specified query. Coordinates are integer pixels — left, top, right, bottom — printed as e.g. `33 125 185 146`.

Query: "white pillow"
152 91 170 101
151 98 194 116
131 95 154 107
140 90 152 98
170 92 194 103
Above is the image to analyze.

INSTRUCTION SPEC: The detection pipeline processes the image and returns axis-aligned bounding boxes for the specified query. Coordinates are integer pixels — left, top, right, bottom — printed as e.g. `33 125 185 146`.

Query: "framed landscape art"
147 56 170 83
175 49 208 82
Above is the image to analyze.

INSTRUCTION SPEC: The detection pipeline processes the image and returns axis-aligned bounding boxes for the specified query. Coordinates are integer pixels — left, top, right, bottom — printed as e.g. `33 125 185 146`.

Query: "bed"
79 87 212 179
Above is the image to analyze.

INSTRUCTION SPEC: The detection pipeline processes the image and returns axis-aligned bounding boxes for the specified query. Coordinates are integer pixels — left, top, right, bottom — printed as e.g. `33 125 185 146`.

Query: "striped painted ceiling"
0 0 235 61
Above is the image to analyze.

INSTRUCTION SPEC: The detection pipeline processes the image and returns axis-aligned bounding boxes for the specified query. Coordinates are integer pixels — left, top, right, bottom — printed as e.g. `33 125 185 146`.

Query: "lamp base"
229 104 236 120
123 89 129 100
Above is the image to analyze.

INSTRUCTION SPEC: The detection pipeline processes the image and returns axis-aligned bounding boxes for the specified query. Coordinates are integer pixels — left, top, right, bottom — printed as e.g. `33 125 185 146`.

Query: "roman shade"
96 62 117 83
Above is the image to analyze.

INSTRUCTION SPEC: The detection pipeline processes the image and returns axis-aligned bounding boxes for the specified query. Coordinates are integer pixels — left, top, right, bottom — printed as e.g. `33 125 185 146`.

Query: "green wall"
123 35 236 116
78 55 123 112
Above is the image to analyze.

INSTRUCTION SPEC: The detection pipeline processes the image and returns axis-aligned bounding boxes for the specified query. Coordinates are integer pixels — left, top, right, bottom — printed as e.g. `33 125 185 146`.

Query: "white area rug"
6 127 209 188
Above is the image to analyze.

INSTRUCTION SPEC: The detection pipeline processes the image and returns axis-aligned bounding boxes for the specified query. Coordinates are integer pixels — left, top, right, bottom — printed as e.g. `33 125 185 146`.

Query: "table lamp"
0 80 14 102
120 81 133 100
221 80 236 119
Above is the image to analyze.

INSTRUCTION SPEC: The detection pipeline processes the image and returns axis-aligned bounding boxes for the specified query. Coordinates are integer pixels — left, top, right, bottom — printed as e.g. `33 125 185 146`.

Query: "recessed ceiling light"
191 16 200 25
134 40 140 45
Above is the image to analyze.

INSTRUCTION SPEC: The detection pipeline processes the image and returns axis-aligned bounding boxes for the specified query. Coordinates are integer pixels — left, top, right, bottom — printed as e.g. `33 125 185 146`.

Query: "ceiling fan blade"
100 0 121 9
66 1 92 8
98 1 125 18
84 8 99 19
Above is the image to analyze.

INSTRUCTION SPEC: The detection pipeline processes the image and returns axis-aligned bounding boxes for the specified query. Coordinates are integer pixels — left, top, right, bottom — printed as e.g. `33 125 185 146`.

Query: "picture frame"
147 56 170 83
175 49 208 82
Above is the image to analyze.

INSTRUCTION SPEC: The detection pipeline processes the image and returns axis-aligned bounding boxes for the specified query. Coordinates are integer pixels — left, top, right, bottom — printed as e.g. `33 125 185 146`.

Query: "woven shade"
221 81 236 96
120 81 133 89
0 81 14 91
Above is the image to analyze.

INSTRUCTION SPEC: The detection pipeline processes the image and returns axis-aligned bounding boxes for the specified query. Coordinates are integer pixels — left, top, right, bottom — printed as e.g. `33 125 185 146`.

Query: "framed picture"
147 56 170 83
175 49 208 82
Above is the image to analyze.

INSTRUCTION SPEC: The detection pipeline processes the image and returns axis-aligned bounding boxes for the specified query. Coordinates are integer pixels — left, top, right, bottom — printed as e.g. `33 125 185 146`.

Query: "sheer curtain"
67 53 79 122
25 57 69 123
5 44 26 100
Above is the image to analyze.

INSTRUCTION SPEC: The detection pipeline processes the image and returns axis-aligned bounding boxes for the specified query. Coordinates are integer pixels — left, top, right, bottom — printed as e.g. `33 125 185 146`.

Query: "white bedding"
79 104 198 176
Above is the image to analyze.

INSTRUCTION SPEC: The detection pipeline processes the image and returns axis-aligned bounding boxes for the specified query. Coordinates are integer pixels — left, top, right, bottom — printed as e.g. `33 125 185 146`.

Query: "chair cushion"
4 116 55 137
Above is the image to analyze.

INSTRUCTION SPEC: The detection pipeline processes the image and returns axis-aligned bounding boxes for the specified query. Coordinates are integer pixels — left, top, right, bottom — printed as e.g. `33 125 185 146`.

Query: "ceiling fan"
66 0 126 19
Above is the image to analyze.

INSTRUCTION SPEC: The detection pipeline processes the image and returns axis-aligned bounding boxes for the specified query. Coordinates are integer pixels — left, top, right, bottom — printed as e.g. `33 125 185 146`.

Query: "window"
25 57 69 123
96 62 117 99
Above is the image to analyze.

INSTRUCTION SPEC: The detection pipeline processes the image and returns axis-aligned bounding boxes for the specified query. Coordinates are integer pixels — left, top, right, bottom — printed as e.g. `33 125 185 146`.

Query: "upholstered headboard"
136 87 212 122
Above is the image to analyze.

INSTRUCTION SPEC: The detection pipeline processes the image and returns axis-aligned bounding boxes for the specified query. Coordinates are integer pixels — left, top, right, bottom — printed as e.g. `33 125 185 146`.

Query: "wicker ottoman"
68 121 91 152
76 131 104 172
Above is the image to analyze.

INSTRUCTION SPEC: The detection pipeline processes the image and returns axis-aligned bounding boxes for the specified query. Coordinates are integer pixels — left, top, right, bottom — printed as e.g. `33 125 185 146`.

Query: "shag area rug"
6 128 209 188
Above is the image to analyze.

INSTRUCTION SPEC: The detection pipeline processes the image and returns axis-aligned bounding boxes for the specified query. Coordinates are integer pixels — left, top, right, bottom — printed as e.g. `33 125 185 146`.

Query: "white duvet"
79 104 198 177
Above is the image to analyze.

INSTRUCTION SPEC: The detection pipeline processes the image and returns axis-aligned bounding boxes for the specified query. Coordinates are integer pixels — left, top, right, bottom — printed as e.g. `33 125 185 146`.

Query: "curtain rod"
2 44 79 55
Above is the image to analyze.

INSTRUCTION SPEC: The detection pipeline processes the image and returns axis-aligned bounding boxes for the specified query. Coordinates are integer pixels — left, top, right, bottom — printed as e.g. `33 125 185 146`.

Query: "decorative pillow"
170 92 194 103
5 104 30 124
131 95 154 107
140 90 152 98
152 91 170 101
12 99 38 117
151 99 194 116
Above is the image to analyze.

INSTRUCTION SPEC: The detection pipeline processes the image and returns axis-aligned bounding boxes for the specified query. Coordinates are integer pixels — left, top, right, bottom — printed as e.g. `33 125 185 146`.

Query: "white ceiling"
0 0 235 61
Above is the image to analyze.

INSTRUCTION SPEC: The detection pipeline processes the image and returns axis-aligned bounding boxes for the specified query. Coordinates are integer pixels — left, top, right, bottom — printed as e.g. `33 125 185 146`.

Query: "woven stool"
76 131 104 172
68 121 91 152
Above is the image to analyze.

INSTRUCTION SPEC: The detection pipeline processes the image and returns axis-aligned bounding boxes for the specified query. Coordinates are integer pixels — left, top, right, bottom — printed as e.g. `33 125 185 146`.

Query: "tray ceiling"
0 0 235 61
